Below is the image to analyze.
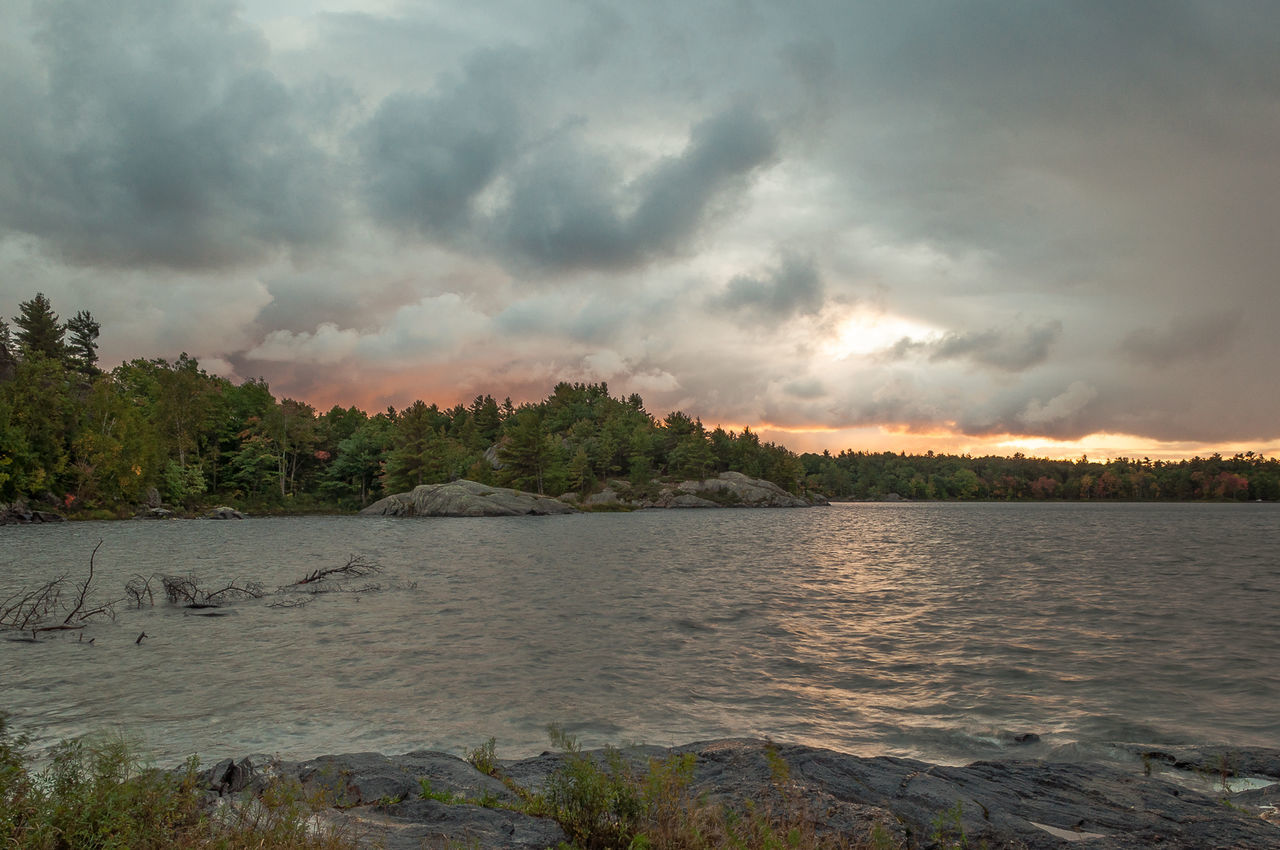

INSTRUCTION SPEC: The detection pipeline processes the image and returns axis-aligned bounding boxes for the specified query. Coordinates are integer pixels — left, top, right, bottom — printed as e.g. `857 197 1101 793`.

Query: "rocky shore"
361 472 824 517
198 738 1280 849
0 501 66 524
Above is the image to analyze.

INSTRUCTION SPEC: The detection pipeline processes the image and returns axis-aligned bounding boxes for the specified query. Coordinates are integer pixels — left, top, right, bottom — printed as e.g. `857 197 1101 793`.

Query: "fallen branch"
160 574 264 607
1 578 65 632
62 540 104 625
125 574 155 608
1 542 118 637
286 555 382 588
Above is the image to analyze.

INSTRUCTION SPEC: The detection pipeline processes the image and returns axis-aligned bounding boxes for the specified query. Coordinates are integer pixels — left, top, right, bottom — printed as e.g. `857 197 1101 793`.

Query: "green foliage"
12 293 65 361
800 449 1280 503
540 726 645 849
0 714 356 849
418 778 462 804
929 801 969 849
467 737 499 776
533 729 888 850
499 407 562 495
163 460 208 508
65 310 101 374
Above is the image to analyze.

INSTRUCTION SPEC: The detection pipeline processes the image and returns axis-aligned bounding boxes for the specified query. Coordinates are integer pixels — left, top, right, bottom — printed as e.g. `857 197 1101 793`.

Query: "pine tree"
0 318 16 381
12 293 65 360
65 310 101 374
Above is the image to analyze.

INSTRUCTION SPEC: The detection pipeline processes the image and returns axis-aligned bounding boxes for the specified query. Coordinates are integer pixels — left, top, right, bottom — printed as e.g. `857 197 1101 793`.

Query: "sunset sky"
2 1 1278 459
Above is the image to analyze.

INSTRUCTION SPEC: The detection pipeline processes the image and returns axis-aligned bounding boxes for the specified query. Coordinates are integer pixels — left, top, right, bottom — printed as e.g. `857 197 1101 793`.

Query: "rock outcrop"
673 471 813 507
584 472 822 510
197 739 1280 850
360 480 578 518
0 502 65 524
205 506 248 519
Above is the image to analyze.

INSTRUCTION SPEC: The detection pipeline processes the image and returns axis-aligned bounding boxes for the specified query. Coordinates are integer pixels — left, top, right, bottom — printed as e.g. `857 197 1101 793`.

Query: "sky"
2 0 1278 459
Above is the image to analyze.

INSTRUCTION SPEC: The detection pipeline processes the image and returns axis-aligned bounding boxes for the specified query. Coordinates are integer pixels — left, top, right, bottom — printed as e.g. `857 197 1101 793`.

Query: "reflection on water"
2 503 1278 766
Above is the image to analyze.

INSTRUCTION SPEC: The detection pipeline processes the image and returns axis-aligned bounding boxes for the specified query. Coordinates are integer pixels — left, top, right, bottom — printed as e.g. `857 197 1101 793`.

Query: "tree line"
0 294 804 514
800 448 1280 502
2 293 1274 515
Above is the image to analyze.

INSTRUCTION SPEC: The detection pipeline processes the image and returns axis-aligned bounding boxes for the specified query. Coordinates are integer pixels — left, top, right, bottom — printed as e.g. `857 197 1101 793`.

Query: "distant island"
2 291 1277 522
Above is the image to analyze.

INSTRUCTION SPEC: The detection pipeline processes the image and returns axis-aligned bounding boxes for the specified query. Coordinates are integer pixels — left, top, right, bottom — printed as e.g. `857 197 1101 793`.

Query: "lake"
2 502 1277 767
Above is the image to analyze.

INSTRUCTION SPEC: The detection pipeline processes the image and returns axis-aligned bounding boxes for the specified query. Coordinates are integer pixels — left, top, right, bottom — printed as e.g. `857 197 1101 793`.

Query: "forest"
1 292 1276 516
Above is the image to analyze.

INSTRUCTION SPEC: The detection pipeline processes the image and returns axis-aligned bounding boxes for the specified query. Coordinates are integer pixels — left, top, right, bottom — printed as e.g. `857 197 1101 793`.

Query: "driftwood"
159 574 264 608
125 574 156 608
267 555 385 606
285 554 382 589
1 540 119 638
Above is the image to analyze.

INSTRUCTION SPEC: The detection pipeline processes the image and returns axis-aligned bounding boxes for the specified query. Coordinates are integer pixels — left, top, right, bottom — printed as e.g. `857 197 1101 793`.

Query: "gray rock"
361 480 577 517
675 471 811 507
1110 743 1280 781
195 739 1280 850
0 502 66 524
205 506 247 519
583 487 622 507
669 740 1280 849
661 493 720 508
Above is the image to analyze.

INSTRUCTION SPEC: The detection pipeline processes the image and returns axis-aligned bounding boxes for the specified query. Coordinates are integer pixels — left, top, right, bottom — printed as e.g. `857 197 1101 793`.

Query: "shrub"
0 714 357 849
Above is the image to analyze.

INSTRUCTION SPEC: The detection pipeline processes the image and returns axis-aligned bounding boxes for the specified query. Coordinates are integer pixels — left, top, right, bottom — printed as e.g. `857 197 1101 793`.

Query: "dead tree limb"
125 574 155 608
62 539 103 625
286 555 382 587
160 574 263 607
2 543 118 637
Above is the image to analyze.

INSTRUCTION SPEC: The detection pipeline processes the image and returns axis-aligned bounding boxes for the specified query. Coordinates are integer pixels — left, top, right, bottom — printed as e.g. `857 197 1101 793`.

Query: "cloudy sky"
2 0 1277 458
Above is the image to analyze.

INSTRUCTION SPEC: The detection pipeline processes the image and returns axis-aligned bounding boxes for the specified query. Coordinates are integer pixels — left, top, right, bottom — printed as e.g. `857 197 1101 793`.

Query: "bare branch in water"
161 574 264 607
2 542 117 637
62 540 104 625
287 554 383 587
125 574 155 608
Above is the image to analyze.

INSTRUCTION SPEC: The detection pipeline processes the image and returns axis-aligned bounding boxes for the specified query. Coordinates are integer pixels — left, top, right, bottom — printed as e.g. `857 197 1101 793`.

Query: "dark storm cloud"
0 0 339 269
3 0 1280 452
887 321 1061 373
493 105 778 272
713 252 824 325
359 49 529 237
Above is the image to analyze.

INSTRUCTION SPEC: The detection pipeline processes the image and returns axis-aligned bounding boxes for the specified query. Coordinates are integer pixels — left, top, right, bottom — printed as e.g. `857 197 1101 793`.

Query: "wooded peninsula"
2 292 1277 517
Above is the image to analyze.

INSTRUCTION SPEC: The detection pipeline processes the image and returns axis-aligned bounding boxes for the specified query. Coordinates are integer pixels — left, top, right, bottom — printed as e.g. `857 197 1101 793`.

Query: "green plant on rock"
929 801 969 849
419 778 462 804
467 737 499 776
533 728 894 850
541 725 645 849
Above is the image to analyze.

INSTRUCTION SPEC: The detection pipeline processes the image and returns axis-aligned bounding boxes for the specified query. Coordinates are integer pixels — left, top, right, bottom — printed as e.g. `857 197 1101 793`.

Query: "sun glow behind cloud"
821 310 939 360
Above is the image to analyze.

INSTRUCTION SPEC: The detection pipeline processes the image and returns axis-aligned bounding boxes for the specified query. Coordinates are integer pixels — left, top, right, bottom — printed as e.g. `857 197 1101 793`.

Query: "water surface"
2 502 1277 766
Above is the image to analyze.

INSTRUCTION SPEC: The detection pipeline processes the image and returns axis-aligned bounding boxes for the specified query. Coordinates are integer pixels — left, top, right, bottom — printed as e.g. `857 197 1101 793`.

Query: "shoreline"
195 736 1280 849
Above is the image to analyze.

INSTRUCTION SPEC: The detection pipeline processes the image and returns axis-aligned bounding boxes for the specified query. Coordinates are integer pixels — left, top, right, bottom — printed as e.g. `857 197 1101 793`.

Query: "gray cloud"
1120 311 1243 368
3 1 1280 453
359 49 529 237
0 0 339 269
493 105 777 272
713 252 825 325
887 321 1062 373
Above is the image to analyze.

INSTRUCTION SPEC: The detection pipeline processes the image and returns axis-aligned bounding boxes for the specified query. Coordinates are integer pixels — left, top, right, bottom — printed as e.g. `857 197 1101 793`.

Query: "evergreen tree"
12 293 65 360
65 310 101 374
498 407 558 494
0 318 16 382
